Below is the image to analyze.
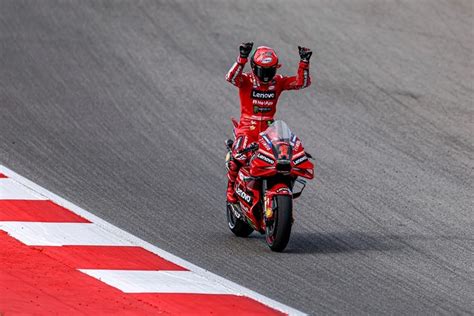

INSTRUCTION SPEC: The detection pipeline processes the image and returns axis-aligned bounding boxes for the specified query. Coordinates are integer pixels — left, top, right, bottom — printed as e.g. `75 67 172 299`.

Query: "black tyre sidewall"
226 203 254 237
267 195 293 252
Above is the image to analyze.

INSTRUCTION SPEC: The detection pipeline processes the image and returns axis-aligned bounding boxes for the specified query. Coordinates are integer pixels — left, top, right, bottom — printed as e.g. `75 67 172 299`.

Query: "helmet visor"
253 65 276 83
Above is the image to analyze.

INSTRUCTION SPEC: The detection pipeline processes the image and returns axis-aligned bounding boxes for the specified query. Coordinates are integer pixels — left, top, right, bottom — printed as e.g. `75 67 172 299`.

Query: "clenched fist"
239 42 254 58
298 46 312 62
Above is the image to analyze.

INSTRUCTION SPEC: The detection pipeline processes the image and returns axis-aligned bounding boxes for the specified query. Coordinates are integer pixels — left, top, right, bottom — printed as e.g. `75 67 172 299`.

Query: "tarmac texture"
0 0 472 314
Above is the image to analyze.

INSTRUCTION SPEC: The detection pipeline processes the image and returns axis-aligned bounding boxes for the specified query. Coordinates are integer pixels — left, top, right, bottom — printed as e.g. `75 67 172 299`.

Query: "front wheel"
226 203 253 237
265 195 293 252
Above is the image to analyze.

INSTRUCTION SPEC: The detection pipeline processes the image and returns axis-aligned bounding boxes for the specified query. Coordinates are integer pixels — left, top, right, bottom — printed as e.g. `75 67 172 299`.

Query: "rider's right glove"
298 46 312 63
239 42 254 59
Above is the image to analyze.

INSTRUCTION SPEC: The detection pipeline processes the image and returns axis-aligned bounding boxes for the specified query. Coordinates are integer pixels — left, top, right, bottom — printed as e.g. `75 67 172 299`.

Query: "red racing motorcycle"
225 120 314 252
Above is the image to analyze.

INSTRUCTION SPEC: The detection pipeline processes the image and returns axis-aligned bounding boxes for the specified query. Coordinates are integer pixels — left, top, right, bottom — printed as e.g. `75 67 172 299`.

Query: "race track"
0 0 473 314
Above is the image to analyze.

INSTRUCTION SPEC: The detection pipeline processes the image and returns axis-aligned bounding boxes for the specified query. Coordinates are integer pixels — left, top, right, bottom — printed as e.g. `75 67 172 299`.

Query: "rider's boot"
226 179 238 204
226 159 240 204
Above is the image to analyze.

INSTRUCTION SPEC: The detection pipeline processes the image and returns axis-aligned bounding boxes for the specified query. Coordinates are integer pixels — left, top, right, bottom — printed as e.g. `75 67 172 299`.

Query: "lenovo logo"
293 156 308 165
251 90 275 100
257 153 275 165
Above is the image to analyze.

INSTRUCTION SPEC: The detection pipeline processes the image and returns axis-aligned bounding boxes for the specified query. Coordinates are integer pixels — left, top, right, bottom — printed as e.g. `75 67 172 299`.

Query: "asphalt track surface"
0 0 473 314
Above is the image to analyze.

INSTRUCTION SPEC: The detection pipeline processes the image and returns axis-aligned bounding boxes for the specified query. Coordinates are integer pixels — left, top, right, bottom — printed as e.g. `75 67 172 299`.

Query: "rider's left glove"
298 46 312 63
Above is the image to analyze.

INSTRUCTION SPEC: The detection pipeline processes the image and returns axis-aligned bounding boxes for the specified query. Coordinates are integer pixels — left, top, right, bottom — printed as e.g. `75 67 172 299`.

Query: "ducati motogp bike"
225 120 314 252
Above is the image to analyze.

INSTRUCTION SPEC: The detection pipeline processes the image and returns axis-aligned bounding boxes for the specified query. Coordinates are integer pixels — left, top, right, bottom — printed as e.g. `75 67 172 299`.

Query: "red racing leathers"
225 56 311 202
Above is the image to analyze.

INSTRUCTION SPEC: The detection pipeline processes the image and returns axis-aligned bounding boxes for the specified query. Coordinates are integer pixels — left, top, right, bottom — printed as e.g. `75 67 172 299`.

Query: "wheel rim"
265 209 277 246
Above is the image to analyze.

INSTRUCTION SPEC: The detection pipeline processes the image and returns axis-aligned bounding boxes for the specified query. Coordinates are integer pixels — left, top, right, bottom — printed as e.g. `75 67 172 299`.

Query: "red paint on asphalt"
37 245 187 270
0 200 90 222
130 293 286 315
0 231 285 315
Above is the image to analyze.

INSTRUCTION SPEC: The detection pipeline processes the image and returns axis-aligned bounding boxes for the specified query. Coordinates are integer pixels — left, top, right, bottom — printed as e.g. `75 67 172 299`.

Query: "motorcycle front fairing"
250 121 314 180
249 121 314 225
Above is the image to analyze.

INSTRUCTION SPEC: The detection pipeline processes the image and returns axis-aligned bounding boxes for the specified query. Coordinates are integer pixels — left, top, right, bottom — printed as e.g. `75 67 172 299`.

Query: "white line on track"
0 165 306 315
0 178 47 200
80 270 235 294
0 222 136 246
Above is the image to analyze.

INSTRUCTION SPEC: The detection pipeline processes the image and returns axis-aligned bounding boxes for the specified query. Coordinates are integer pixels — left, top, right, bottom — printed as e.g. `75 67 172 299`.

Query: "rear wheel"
265 195 293 252
226 203 253 237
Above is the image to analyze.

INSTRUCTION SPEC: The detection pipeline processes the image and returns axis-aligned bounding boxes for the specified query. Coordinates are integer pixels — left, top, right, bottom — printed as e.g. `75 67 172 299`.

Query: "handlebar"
237 143 259 155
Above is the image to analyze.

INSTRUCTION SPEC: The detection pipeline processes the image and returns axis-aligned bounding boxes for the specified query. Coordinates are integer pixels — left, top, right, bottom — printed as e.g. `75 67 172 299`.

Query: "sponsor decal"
251 90 276 100
257 153 275 165
252 99 274 107
291 134 297 145
268 85 275 90
293 155 308 166
253 105 272 114
261 57 273 64
232 205 241 219
294 140 301 151
262 134 272 147
259 138 271 150
236 187 253 205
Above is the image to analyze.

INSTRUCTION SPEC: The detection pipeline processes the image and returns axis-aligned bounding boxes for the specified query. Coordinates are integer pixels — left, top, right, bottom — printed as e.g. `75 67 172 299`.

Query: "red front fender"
265 182 292 199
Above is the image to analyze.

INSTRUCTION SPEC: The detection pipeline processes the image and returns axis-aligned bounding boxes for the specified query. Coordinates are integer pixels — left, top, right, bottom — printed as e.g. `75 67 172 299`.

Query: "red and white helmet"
250 46 281 83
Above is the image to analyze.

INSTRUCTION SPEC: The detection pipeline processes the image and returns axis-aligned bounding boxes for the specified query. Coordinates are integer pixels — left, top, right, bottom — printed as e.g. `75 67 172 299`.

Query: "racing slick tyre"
265 195 293 252
226 203 253 237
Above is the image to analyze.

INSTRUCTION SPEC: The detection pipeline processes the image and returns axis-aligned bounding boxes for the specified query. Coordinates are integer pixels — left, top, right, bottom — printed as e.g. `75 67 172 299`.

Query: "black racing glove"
298 46 312 62
239 42 254 59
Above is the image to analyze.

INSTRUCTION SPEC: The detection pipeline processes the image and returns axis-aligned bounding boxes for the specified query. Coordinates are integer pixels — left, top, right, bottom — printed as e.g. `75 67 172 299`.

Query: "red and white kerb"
0 166 304 315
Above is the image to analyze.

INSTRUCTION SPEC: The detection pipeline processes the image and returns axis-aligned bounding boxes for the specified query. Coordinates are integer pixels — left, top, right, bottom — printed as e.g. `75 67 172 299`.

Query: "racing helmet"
250 46 280 83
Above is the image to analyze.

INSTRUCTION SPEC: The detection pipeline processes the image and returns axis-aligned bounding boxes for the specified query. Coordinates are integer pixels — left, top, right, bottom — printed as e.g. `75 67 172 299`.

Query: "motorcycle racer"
225 42 313 203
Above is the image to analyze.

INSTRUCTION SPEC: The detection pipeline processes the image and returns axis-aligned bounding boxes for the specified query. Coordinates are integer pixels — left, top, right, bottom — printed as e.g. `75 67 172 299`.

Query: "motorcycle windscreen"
262 120 294 162
263 120 292 142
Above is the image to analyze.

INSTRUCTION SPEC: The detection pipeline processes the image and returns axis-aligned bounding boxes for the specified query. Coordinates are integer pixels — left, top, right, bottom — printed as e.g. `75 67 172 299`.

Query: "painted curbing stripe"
0 231 181 315
0 178 47 200
38 245 187 270
80 270 235 294
0 200 90 222
0 222 136 246
127 293 286 315
1 230 284 315
0 165 305 315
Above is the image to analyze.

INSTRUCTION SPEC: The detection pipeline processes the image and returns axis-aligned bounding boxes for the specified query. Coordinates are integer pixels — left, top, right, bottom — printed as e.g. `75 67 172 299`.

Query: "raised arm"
225 42 253 87
280 46 313 90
